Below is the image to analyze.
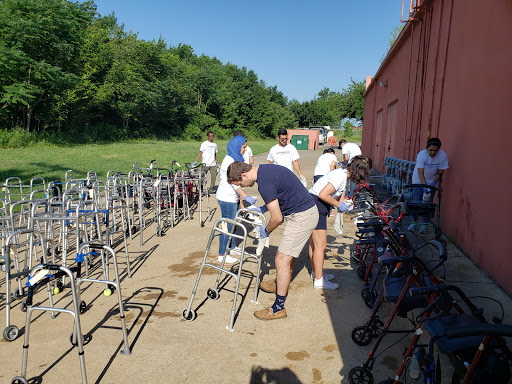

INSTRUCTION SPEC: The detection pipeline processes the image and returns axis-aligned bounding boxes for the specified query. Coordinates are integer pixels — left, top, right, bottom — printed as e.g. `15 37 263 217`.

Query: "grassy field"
0 139 279 184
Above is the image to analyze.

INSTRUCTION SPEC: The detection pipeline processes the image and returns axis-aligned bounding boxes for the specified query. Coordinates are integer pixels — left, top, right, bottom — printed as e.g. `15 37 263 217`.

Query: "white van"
309 126 330 145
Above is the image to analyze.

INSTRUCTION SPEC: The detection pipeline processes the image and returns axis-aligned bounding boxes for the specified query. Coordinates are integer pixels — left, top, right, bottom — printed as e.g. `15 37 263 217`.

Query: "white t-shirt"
341 143 362 163
267 143 300 171
412 149 449 184
313 153 338 177
216 155 241 203
243 146 253 164
309 168 348 200
200 140 218 166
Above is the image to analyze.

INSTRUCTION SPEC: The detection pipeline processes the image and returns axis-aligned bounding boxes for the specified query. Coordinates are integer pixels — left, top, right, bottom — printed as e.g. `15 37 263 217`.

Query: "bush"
0 127 36 148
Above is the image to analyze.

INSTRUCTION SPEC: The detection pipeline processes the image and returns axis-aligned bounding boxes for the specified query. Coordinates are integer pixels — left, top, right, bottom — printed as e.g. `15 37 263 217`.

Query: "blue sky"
94 0 403 103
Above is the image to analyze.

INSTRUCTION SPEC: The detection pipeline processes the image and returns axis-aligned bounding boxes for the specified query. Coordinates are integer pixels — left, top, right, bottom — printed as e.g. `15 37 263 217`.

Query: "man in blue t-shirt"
228 162 319 320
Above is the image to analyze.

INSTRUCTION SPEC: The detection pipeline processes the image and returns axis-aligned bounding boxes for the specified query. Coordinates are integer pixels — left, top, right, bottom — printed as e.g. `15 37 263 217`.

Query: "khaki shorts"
278 205 319 258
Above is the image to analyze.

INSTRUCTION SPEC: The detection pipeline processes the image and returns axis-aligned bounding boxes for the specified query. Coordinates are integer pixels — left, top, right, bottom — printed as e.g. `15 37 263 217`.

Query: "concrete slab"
1 148 511 384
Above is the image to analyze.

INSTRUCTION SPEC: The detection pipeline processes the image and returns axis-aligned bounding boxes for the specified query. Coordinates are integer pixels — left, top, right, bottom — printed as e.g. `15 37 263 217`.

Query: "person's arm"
343 154 349 164
249 156 254 165
417 168 427 185
434 170 444 183
194 151 202 163
330 160 336 171
268 160 274 164
318 183 345 207
214 152 219 165
265 199 283 233
292 159 302 176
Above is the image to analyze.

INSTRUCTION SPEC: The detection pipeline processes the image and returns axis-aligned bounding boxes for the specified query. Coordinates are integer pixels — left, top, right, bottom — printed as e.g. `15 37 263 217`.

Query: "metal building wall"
362 0 512 292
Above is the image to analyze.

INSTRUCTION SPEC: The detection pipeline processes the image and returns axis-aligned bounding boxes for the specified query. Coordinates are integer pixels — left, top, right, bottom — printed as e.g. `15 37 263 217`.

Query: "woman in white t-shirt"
308 156 372 290
216 136 255 263
313 148 338 182
408 137 449 234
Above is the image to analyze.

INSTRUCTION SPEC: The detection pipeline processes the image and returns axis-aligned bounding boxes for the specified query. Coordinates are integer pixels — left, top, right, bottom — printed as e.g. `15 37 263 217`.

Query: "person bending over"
227 161 318 321
308 156 373 289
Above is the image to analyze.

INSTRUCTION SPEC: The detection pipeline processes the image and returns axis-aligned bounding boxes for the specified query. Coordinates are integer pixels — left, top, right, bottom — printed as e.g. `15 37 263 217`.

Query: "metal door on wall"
386 100 398 158
374 109 384 170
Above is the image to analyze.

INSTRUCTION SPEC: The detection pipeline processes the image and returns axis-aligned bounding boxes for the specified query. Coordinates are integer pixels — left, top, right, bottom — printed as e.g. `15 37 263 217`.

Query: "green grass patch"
0 139 278 184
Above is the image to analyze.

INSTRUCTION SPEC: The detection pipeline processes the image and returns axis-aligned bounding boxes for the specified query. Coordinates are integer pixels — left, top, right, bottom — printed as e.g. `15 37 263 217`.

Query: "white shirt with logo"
200 141 218 166
412 149 449 184
267 143 300 171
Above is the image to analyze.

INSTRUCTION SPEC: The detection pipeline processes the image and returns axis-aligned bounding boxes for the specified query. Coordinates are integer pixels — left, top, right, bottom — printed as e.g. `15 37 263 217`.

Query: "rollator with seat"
399 177 443 240
377 283 512 384
348 240 447 384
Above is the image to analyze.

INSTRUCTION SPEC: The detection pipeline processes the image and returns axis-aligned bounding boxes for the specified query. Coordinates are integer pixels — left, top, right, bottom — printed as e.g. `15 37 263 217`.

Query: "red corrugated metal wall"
362 0 512 293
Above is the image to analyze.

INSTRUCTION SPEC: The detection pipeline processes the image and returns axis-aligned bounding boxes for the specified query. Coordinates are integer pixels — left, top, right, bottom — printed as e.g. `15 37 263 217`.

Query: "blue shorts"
311 194 331 230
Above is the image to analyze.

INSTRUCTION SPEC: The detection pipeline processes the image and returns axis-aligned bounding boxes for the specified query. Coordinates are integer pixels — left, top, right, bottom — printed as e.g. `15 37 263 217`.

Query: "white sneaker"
407 223 416 231
218 255 237 264
229 247 243 256
314 277 339 290
311 271 335 281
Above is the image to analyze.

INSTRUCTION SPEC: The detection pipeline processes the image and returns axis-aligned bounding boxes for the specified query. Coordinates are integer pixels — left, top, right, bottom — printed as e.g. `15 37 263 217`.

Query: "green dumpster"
291 135 309 150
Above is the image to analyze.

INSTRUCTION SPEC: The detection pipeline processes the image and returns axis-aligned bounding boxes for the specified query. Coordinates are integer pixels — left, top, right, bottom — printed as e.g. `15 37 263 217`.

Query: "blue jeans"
217 199 239 255
412 187 434 223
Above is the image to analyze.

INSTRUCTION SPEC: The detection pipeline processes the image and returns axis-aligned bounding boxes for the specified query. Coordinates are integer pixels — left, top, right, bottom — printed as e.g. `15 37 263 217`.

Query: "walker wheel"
20 299 27 313
351 326 372 346
12 287 24 300
348 366 374 384
369 319 384 338
56 280 64 291
3 325 19 341
79 300 87 314
11 376 29 384
207 288 219 300
356 266 366 281
361 287 377 309
182 308 197 321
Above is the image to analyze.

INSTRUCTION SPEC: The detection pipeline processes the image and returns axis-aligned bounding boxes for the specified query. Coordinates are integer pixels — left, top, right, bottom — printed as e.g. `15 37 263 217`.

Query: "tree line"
0 0 365 145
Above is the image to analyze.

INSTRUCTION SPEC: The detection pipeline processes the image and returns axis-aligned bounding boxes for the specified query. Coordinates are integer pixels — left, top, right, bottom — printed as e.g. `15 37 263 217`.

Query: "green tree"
343 120 354 138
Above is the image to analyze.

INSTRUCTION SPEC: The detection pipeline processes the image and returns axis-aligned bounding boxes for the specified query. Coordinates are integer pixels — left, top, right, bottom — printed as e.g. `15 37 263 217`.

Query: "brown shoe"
254 307 287 320
259 279 277 293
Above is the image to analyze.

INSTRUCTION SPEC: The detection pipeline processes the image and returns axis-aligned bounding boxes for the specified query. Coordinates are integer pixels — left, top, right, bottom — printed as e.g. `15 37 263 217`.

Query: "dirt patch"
285 350 310 361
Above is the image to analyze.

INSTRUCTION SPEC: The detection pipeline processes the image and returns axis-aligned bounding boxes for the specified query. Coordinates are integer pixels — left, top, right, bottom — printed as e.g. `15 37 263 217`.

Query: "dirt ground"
1 148 511 384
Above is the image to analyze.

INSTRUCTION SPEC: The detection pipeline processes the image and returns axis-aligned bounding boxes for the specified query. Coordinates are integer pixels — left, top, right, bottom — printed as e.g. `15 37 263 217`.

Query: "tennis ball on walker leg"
104 288 112 297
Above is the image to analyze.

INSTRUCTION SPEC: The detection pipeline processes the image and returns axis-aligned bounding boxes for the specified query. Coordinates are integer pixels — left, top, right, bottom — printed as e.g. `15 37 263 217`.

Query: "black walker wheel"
207 288 219 300
351 326 373 346
348 366 374 384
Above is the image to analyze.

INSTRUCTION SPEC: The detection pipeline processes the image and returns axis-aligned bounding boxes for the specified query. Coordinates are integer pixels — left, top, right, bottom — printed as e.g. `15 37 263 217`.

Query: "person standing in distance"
192 131 219 194
267 128 307 187
233 130 254 165
338 140 363 196
408 137 448 234
227 162 319 320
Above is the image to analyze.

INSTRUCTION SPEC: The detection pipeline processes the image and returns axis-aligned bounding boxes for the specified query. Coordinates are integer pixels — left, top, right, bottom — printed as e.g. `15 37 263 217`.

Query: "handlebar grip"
409 283 450 296
429 240 447 261
446 324 512 339
393 202 406 214
86 243 104 250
